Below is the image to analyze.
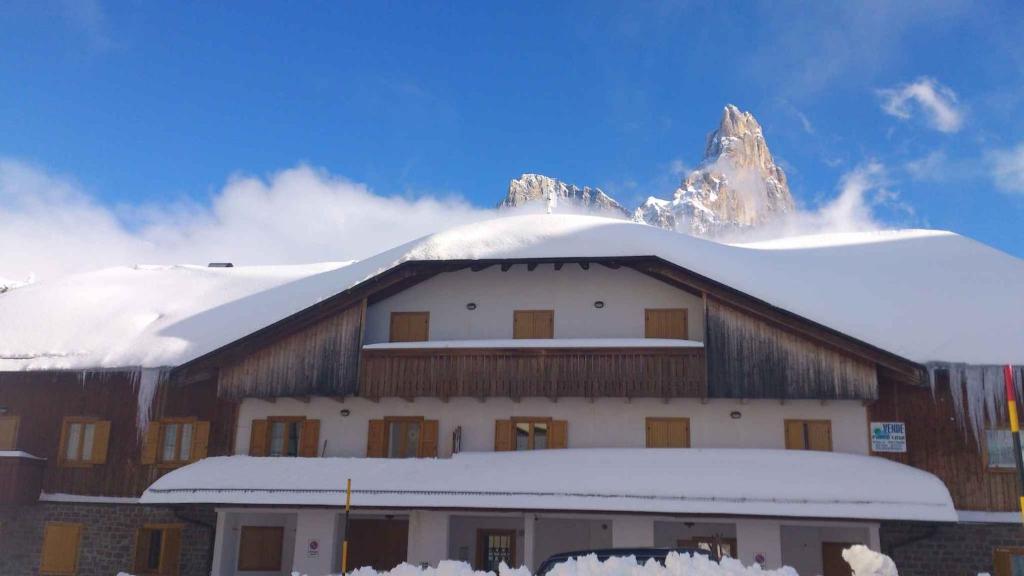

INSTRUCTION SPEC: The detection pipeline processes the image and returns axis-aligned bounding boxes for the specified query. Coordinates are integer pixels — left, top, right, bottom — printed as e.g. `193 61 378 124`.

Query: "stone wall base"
882 520 1024 576
0 501 215 576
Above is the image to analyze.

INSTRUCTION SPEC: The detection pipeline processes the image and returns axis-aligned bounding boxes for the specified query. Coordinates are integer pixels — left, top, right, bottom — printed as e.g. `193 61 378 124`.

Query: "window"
646 418 690 448
160 420 194 464
366 417 439 458
986 429 1022 470
238 526 284 572
141 419 209 467
248 417 320 457
644 308 689 339
59 417 110 466
678 537 735 558
494 418 567 451
476 529 516 572
784 419 833 451
994 547 1024 576
512 310 554 339
0 415 19 450
390 311 430 342
40 522 82 575
133 524 182 575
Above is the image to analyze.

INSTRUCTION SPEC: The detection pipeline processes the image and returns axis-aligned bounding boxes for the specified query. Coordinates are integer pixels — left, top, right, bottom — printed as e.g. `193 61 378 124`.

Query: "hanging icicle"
135 367 165 438
927 361 1024 447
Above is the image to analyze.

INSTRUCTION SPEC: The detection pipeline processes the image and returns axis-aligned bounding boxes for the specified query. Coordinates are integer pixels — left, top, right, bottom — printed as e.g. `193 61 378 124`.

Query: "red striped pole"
1004 365 1024 525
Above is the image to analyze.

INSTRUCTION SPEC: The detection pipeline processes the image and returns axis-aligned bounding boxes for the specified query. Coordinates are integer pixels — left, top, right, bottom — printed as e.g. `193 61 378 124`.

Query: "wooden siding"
0 455 45 504
706 298 878 400
0 371 236 498
870 373 1019 512
360 346 706 399
219 302 363 400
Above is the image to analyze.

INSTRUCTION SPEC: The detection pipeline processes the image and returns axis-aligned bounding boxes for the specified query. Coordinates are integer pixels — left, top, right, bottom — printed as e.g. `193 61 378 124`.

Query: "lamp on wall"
339 409 351 417
466 302 477 310
593 300 605 309
730 411 742 419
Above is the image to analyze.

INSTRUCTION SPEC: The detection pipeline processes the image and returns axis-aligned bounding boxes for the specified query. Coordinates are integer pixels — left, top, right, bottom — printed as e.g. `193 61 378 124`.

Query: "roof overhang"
141 448 957 523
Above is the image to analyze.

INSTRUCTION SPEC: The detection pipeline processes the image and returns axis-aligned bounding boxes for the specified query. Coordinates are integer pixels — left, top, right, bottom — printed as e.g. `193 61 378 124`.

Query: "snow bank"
3 214 1023 370
842 546 898 576
141 448 956 522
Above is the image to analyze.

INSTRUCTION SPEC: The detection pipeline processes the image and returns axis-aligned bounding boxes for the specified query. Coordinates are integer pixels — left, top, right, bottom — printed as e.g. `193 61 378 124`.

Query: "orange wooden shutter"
494 420 514 451
548 420 568 449
191 421 211 461
390 312 429 342
162 526 183 575
513 310 554 339
91 420 111 464
299 419 321 457
808 421 833 452
367 419 386 457
784 420 805 450
645 308 688 339
0 416 19 450
133 528 152 573
140 423 161 465
419 420 439 458
249 419 268 456
40 522 82 575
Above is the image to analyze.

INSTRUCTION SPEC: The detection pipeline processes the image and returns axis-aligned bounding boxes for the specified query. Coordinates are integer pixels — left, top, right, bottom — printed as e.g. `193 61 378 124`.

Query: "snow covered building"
1 215 1022 576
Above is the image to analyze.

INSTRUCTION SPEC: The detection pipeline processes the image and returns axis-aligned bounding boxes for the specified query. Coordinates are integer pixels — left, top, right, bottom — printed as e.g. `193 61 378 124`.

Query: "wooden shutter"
238 526 284 571
299 419 321 457
494 420 514 451
646 418 690 448
390 312 430 342
419 420 439 458
133 528 153 574
992 548 1024 576
548 420 568 449
162 526 183 575
513 310 554 339
90 420 111 464
645 308 688 339
367 419 386 457
0 415 19 450
784 420 806 450
807 421 833 452
140 423 161 465
191 421 210 461
40 522 82 575
249 419 268 456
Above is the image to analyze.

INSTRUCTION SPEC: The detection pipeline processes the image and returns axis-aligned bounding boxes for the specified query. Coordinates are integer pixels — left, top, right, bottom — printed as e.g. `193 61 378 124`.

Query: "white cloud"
904 150 949 182
0 159 495 282
988 143 1024 195
877 77 965 133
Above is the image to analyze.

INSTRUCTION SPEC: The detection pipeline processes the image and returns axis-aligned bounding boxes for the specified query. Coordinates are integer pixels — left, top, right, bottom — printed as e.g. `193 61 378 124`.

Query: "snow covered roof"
140 448 957 522
0 262 350 371
2 214 1021 370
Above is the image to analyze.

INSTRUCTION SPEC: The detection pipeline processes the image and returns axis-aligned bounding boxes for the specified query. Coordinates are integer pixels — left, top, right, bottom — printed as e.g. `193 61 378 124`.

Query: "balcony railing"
359 339 706 399
0 452 45 505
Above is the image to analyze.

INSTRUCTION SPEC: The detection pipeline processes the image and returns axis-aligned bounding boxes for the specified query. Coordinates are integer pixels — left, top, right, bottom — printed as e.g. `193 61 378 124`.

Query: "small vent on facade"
207 262 234 268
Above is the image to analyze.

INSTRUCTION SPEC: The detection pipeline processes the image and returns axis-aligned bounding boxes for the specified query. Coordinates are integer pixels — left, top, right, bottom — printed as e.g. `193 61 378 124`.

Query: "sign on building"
870 422 907 453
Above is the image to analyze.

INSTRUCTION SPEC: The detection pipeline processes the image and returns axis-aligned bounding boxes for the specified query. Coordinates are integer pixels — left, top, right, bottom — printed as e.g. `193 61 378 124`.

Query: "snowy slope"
1 214 1021 370
141 448 956 521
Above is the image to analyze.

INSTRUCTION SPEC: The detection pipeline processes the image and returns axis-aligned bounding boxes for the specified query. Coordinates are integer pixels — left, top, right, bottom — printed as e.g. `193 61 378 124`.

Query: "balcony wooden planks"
359 347 706 399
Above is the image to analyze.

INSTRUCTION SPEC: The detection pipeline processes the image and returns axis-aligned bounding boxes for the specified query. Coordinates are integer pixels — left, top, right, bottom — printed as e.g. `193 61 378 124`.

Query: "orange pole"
342 478 352 573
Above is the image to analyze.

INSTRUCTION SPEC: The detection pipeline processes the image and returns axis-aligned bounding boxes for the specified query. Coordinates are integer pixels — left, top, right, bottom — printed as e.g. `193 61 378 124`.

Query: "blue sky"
1 1 1023 279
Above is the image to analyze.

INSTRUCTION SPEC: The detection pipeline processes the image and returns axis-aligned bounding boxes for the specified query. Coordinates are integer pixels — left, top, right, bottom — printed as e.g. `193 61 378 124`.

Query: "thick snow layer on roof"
3 214 1021 369
364 338 704 350
0 262 350 370
141 448 956 522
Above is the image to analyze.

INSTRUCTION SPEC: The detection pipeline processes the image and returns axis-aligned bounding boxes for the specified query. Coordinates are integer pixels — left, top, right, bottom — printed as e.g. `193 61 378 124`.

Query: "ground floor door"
821 542 854 576
476 529 516 572
346 518 409 571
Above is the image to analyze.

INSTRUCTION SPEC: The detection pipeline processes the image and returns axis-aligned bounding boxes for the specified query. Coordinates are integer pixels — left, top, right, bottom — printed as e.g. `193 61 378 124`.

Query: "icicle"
135 367 162 438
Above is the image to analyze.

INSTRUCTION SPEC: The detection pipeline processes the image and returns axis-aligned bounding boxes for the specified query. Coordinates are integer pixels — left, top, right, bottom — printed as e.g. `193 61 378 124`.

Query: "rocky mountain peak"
498 173 630 217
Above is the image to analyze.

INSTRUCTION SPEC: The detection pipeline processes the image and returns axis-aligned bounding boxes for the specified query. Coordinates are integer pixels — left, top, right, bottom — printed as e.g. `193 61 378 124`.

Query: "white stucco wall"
236 396 870 457
363 265 705 343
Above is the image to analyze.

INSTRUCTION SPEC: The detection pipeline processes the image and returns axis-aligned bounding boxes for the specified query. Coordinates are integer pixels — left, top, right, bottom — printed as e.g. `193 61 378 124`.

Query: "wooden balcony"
0 452 45 505
359 339 707 400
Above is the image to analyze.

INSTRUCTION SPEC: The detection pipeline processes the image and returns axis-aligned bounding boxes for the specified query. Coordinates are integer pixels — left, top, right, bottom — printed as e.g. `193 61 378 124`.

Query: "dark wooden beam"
470 263 493 272
598 262 620 270
500 263 514 272
527 263 538 271
553 262 564 271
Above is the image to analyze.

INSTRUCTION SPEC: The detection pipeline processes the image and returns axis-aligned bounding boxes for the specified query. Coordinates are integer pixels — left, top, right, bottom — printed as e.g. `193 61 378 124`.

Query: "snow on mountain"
497 105 795 237
498 173 630 217
0 275 34 293
637 104 795 236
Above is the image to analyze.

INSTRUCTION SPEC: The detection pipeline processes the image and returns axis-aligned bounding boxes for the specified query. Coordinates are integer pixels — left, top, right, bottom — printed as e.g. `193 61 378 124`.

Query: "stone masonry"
0 501 215 576
882 520 1024 576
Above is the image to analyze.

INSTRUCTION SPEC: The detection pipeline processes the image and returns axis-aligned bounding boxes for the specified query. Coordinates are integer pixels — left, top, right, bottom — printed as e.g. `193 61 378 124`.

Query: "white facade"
363 265 705 344
236 396 871 458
